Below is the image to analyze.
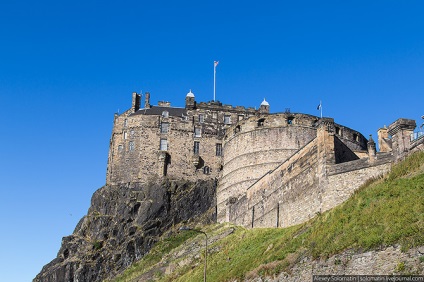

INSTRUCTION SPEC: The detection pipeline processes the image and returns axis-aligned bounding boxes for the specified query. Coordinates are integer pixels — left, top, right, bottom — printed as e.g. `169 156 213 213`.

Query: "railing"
411 131 424 142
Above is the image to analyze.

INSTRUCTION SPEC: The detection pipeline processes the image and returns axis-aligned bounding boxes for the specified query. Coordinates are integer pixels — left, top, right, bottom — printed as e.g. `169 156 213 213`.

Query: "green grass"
111 231 197 282
113 151 424 282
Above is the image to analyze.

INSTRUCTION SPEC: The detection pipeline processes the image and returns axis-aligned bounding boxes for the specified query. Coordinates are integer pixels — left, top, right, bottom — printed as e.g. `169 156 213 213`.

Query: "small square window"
162 111 169 118
224 115 231 124
160 139 168 151
194 127 201 137
194 141 200 154
118 145 123 152
199 114 205 123
216 143 223 156
161 123 169 134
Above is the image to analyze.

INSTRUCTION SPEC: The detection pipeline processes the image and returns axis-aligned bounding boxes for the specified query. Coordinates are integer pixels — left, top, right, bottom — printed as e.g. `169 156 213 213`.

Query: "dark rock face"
34 179 216 282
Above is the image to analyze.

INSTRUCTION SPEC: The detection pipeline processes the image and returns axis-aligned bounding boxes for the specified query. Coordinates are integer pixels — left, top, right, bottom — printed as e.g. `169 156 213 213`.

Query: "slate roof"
130 106 187 117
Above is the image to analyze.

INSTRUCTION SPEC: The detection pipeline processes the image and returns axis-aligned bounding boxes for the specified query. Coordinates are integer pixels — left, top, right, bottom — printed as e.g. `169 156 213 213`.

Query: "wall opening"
257 118 265 127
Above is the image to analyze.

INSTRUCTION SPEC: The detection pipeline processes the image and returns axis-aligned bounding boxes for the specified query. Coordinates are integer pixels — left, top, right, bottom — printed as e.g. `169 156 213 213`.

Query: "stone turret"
185 90 196 109
259 98 270 114
367 134 376 163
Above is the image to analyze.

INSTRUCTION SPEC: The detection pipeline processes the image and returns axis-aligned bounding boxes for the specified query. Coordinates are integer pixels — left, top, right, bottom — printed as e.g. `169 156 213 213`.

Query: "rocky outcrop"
34 178 217 282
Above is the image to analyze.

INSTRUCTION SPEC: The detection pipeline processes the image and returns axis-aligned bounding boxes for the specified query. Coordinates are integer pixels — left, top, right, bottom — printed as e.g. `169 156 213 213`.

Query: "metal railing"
411 131 424 142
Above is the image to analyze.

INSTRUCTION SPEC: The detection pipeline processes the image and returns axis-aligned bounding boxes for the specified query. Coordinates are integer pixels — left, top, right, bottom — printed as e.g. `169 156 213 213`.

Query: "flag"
214 61 219 67
317 102 321 110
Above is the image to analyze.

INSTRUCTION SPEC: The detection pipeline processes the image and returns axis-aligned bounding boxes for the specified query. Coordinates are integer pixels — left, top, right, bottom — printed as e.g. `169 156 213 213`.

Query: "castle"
106 91 424 228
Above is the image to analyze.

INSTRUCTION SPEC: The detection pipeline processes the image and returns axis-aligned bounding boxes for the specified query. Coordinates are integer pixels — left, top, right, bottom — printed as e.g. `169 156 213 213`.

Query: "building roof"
261 98 269 106
186 89 195 97
130 106 187 117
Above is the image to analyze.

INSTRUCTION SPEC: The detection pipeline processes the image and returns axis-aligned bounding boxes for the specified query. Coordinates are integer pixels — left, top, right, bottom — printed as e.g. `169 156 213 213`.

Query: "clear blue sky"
1 1 423 281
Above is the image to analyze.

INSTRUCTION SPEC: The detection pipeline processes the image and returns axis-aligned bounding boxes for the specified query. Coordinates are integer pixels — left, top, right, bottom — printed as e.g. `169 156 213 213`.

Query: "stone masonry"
107 91 423 228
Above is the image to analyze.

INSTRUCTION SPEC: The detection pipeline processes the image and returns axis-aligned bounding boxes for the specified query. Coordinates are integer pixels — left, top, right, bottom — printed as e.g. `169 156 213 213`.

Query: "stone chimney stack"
144 92 151 109
131 92 141 113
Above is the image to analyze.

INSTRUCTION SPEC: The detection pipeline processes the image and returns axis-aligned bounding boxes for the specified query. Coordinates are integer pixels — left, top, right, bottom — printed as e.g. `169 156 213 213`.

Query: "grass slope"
112 152 424 282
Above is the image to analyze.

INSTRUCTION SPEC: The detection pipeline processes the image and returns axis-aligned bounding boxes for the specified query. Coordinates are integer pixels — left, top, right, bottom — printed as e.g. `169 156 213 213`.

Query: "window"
118 145 123 152
199 114 204 123
194 141 200 154
212 112 217 119
257 118 265 127
224 115 231 124
124 119 128 127
216 143 223 156
287 117 294 125
353 133 359 142
130 130 135 137
123 131 128 140
160 139 168 151
203 166 211 174
335 127 340 135
161 122 169 134
162 111 169 118
194 127 201 137
129 141 135 151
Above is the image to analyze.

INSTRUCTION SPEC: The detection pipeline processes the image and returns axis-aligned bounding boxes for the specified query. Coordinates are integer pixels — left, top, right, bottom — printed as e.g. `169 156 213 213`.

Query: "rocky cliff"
34 178 216 282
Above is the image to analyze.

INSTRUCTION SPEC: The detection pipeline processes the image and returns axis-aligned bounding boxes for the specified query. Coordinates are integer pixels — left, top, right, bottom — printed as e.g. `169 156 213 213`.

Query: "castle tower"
259 98 270 114
185 89 196 109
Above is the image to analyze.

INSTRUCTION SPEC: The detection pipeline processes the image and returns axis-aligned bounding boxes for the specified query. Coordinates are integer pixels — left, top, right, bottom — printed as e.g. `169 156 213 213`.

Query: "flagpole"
213 62 216 101
213 61 219 101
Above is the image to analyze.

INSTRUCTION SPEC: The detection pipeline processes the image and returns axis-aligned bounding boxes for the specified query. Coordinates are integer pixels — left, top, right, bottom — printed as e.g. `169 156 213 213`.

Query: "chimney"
131 92 141 113
144 92 151 109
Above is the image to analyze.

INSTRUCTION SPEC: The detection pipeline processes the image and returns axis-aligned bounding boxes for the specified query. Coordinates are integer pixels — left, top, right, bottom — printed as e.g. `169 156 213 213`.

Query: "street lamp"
179 226 208 282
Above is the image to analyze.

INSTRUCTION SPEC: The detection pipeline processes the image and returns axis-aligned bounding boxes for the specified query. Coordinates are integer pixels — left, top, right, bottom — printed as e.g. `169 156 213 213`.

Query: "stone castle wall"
106 91 422 229
219 118 397 229
217 115 369 224
106 92 267 185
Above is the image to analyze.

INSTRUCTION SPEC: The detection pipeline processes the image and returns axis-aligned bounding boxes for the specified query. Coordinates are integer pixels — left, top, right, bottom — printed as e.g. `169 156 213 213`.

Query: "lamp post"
179 226 208 282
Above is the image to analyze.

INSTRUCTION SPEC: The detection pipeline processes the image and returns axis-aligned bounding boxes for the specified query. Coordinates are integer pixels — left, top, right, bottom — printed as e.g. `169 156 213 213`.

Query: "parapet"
388 118 416 135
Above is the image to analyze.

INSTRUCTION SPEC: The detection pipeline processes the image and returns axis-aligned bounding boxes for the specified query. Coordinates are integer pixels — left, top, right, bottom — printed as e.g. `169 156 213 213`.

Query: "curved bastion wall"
217 113 369 222
217 113 319 221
